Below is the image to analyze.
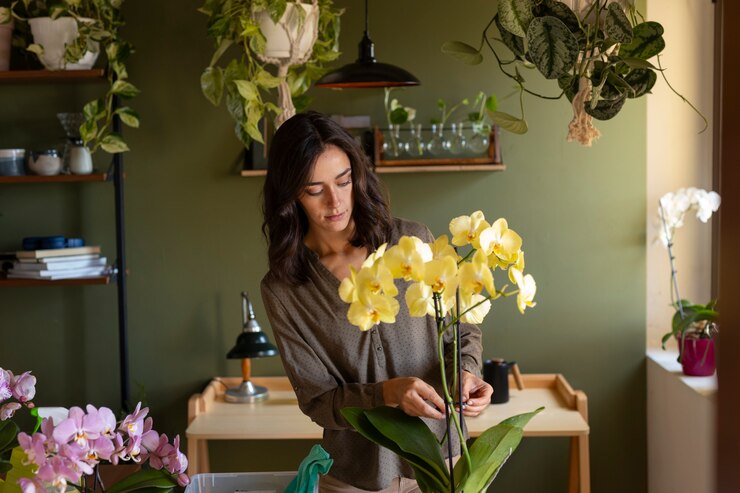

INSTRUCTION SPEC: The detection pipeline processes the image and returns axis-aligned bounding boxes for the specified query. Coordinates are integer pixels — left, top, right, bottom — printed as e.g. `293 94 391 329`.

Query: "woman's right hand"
382 377 446 419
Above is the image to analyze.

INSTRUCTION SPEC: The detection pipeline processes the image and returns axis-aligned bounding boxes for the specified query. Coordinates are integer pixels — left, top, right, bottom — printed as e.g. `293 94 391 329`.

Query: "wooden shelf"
0 173 108 184
240 163 505 177
0 275 111 287
0 69 106 83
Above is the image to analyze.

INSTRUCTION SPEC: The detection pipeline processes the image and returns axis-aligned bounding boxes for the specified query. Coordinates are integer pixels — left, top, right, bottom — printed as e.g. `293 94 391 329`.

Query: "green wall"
0 1 646 491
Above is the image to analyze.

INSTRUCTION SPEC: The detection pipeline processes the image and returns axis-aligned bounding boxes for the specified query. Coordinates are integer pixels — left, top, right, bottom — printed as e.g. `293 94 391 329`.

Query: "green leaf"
110 80 141 99
201 66 224 106
605 3 633 45
389 107 409 125
535 0 580 33
584 93 626 120
115 107 141 128
0 421 19 454
291 94 311 113
526 16 579 79
558 74 578 102
340 408 449 492
489 111 528 134
485 95 498 112
83 98 104 121
621 57 659 70
624 69 657 98
233 80 259 102
255 70 283 89
2 447 35 493
209 38 233 67
26 43 44 56
494 14 525 59
441 41 483 65
244 122 264 145
459 408 542 492
497 0 535 38
0 460 12 475
104 468 177 493
100 133 130 154
80 119 98 145
619 21 665 60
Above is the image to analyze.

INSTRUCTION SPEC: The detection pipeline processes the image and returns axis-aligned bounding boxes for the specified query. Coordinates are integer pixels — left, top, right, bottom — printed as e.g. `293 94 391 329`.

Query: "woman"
260 112 492 492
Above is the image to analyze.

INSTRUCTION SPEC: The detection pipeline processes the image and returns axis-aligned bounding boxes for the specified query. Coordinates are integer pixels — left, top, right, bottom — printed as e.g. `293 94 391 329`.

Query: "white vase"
28 17 99 70
0 22 12 71
255 3 318 59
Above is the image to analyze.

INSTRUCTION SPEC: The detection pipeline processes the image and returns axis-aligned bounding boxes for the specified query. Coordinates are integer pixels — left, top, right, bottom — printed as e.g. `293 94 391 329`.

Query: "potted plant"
199 0 342 148
658 188 721 376
442 0 706 146
10 0 139 154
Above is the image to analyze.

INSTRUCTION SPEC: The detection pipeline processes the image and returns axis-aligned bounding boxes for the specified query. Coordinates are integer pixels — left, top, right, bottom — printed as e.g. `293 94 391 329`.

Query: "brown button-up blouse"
261 218 484 490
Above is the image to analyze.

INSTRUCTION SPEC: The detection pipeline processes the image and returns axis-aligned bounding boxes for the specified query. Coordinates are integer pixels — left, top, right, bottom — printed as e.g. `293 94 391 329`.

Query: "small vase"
449 122 467 155
679 336 716 377
426 123 448 156
467 122 489 154
407 123 424 157
382 124 402 158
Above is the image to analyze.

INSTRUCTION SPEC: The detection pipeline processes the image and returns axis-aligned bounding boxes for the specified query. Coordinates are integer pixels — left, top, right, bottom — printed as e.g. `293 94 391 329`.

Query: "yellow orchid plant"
338 211 540 493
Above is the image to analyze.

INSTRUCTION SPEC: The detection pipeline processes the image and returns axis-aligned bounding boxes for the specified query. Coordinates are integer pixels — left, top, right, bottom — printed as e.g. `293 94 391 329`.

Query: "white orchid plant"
336 211 540 493
658 188 721 352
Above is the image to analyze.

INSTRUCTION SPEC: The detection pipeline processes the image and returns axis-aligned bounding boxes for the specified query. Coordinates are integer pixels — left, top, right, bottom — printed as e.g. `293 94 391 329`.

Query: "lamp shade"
226 291 278 359
315 0 420 88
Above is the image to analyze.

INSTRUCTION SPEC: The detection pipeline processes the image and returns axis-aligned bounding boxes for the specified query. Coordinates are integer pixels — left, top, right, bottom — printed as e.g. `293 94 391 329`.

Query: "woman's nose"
325 186 340 206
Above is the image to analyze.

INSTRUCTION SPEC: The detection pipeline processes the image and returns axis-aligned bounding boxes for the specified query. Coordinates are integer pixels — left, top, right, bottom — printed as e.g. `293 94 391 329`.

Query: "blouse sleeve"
260 279 386 431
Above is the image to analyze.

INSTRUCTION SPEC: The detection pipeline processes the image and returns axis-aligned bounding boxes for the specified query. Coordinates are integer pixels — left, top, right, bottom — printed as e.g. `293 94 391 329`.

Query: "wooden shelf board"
0 69 106 82
0 173 108 184
240 163 505 177
0 275 111 287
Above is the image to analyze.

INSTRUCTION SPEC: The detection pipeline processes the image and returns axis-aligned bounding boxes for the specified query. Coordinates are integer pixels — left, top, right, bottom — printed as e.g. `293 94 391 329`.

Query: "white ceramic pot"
28 17 99 70
29 150 62 176
256 3 318 59
0 21 12 71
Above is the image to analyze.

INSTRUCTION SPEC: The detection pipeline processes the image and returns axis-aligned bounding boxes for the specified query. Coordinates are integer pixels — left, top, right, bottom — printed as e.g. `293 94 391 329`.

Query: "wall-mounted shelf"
0 69 105 83
240 163 506 177
0 275 111 287
0 173 108 183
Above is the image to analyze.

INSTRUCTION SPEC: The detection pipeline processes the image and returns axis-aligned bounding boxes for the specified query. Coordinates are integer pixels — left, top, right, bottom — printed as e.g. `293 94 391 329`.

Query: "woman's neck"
304 225 355 258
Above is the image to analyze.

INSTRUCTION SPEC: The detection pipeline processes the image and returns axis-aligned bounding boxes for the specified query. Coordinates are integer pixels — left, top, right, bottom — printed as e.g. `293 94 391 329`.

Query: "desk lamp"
225 291 278 403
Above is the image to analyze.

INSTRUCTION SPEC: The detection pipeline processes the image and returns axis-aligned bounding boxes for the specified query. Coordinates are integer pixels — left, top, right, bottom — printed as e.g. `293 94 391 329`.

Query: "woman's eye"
305 188 323 196
338 179 352 187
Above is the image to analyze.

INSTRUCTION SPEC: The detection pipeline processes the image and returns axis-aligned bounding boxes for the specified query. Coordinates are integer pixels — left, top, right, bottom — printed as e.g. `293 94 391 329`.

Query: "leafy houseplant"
0 367 189 493
11 0 140 154
442 0 705 146
657 188 721 373
338 211 541 492
199 0 342 148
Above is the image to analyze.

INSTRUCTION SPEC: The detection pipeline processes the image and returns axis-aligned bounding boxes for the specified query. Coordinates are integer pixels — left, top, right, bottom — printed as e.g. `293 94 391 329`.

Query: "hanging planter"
255 2 319 60
27 16 99 70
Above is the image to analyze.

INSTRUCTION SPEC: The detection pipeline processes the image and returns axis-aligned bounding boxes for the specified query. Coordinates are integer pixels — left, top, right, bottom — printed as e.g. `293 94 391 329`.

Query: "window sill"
646 348 717 397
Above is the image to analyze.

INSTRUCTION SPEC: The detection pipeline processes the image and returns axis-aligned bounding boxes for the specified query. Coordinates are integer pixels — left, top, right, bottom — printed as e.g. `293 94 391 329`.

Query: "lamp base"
224 380 269 403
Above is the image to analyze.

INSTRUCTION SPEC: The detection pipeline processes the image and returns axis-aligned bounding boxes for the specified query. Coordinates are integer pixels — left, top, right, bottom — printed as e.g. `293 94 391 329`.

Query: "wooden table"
187 375 589 492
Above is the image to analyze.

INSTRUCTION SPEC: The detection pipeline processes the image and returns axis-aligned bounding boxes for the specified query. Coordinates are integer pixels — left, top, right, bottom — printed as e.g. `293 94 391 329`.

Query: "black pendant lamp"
315 0 420 88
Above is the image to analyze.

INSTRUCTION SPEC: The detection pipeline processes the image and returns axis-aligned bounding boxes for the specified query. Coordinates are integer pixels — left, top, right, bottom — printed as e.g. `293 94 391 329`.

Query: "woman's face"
298 144 354 237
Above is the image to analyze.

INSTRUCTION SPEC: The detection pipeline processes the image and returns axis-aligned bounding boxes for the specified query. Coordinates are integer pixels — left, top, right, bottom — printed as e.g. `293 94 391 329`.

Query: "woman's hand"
455 371 493 417
382 377 446 419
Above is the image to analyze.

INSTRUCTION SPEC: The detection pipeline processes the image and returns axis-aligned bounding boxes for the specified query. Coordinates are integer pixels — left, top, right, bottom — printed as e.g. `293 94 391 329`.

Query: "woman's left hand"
455 371 493 417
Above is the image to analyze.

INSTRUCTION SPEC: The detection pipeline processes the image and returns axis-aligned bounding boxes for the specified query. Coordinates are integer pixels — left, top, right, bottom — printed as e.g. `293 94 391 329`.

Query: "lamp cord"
364 0 369 35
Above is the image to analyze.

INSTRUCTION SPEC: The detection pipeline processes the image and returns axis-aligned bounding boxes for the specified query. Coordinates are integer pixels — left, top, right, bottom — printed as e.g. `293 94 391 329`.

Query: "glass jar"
406 123 424 157
467 122 490 154
382 124 402 158
449 122 467 155
426 123 449 156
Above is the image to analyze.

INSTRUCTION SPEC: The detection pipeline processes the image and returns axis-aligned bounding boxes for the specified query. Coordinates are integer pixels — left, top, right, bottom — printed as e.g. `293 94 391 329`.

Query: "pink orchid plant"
0 368 189 493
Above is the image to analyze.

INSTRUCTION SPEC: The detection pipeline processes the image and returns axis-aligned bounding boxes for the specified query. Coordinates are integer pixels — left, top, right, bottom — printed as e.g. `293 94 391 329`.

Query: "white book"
13 258 107 271
7 267 107 280
17 254 100 264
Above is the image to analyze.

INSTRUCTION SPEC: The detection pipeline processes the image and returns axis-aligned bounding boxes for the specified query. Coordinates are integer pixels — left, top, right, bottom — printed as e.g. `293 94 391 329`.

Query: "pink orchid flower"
53 407 104 447
58 443 94 476
0 369 11 403
18 477 45 493
109 432 127 465
119 402 149 438
86 405 117 438
11 371 36 403
17 432 48 467
0 402 21 420
36 455 82 490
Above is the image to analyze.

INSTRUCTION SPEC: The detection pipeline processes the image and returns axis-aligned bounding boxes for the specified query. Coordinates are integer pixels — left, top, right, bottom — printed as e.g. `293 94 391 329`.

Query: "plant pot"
28 17 99 70
679 336 716 377
255 3 319 59
0 22 12 70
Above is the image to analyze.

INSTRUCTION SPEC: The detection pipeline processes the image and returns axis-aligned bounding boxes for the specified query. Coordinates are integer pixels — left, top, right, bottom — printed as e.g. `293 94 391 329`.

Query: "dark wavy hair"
262 111 393 284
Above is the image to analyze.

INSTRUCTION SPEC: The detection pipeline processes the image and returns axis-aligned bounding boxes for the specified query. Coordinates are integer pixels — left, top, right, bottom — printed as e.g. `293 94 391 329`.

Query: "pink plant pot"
679 337 716 376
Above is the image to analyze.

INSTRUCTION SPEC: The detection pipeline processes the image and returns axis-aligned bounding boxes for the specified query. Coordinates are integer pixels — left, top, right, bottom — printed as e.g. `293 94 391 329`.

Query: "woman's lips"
326 211 345 222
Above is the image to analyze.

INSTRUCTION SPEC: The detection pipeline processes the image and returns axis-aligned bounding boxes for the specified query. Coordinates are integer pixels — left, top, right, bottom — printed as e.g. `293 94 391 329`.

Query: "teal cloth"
284 444 333 493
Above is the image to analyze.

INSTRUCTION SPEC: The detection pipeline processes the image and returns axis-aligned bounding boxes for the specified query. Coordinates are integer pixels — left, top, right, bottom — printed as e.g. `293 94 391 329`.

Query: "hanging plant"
442 0 706 146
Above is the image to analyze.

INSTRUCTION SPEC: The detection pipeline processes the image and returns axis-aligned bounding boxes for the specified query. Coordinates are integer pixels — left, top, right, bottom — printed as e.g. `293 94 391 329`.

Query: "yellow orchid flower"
508 250 525 284
431 234 458 262
383 236 431 281
355 262 398 299
424 256 458 294
511 267 537 314
405 282 434 317
338 266 358 303
480 218 522 268
458 249 495 297
459 293 492 324
362 242 388 269
347 293 400 331
449 211 490 249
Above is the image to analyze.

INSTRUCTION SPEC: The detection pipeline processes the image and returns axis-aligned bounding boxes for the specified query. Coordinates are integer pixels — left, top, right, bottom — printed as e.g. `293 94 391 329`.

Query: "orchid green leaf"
104 468 177 493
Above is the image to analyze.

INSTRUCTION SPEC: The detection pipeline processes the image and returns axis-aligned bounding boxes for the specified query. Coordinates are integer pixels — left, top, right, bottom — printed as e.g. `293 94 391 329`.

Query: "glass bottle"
426 123 448 156
407 123 424 157
382 124 402 158
449 122 467 155
467 122 490 154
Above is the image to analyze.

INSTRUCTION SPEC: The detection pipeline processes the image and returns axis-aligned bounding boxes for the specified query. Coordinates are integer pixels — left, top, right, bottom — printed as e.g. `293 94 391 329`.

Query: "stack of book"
6 246 110 280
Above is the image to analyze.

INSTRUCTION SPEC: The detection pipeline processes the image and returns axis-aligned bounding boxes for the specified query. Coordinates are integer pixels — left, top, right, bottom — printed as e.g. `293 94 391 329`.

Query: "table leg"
578 434 590 493
568 437 579 493
187 438 210 475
